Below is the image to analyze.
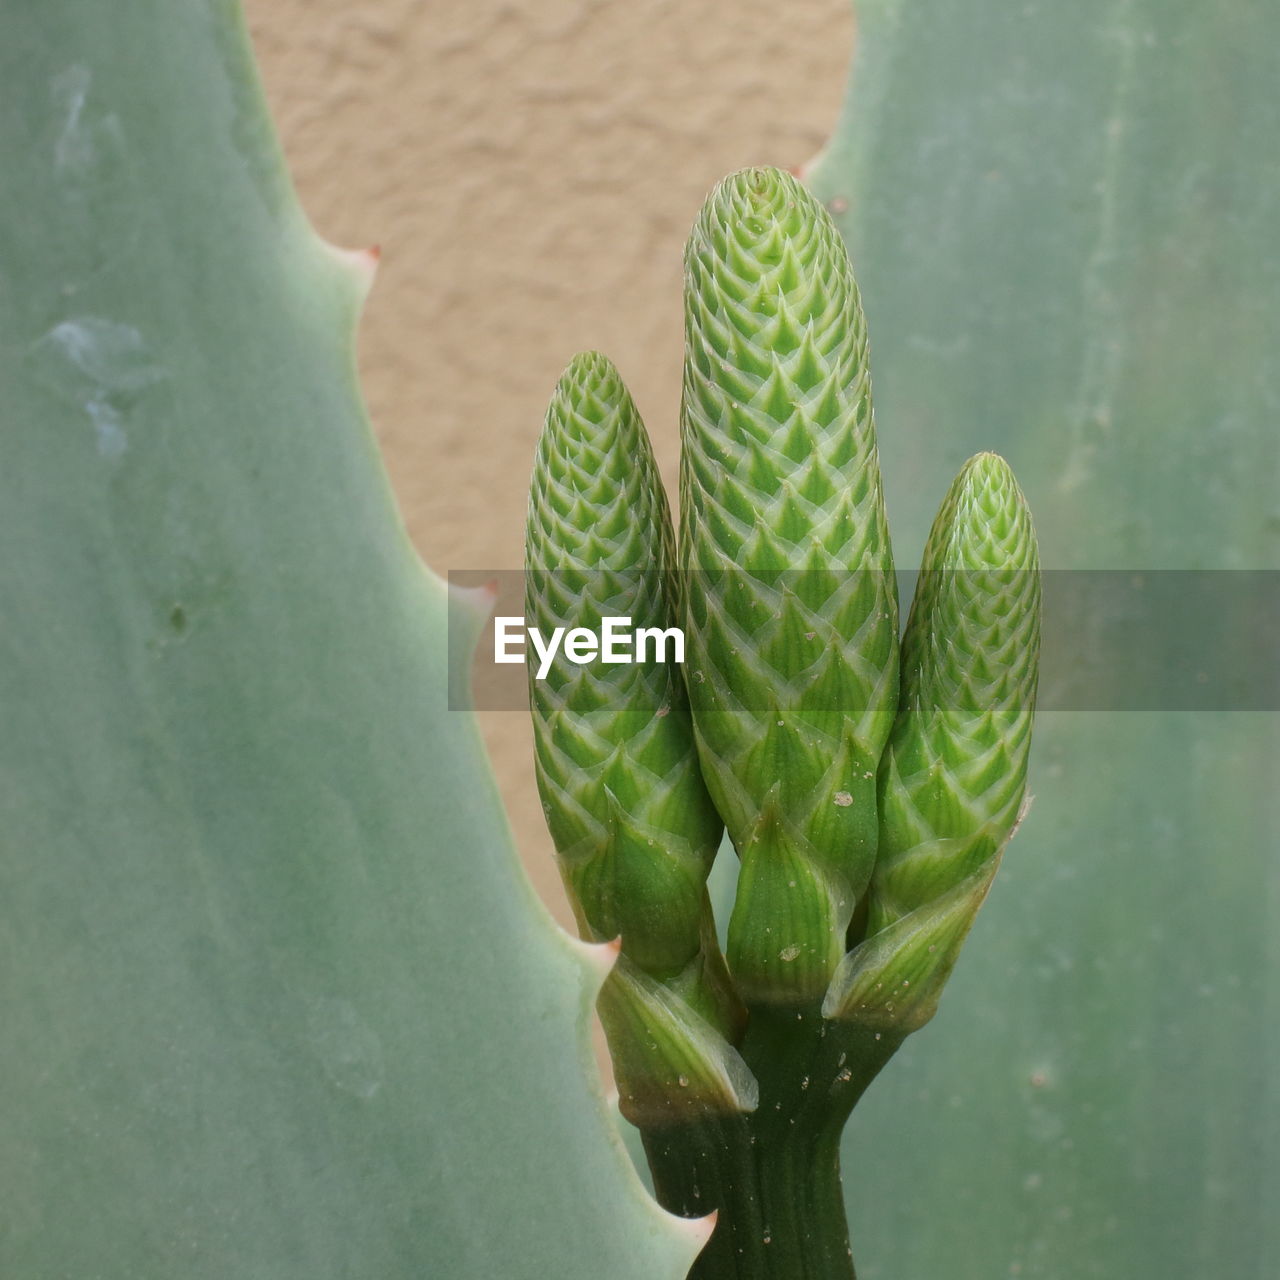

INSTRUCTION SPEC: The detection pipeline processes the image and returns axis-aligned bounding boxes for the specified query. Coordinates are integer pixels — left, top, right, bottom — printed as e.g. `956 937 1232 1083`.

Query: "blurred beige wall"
246 0 853 930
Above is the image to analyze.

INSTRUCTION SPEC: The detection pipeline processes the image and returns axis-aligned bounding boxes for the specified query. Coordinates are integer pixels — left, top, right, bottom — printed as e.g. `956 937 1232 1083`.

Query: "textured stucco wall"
246 0 853 928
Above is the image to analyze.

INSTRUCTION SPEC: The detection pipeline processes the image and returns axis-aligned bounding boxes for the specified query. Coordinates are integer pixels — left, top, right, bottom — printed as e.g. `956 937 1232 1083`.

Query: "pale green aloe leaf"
0 4 707 1277
812 3 1278 1276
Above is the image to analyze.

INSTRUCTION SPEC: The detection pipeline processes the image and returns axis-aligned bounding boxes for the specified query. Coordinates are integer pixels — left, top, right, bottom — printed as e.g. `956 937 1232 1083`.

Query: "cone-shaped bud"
824 452 1040 1029
679 167 899 1005
527 352 743 1055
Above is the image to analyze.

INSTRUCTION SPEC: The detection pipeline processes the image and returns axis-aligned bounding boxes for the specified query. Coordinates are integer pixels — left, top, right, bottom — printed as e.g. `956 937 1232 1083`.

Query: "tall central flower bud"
679 167 899 1006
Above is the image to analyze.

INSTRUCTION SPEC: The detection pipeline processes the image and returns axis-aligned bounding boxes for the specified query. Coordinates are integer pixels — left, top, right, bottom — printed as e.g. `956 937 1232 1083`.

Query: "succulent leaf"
679 167 899 1005
0 8 708 1277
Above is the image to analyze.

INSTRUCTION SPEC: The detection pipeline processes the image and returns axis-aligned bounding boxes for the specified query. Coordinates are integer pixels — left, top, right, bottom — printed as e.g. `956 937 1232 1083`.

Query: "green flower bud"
679 167 899 1005
526 351 744 1048
824 452 1041 1029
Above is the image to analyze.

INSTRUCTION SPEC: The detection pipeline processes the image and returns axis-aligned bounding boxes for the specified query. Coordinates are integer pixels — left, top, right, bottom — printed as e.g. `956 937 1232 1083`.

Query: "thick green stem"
641 1009 903 1279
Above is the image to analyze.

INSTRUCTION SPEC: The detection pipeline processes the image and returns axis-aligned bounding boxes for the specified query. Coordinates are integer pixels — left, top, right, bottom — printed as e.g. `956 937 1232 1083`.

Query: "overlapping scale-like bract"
526 354 749 1114
679 168 899 1006
825 452 1041 1028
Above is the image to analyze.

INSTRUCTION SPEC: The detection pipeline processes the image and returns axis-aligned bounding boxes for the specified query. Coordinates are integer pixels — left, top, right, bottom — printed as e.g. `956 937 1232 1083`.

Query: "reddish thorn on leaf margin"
446 577 499 629
570 935 621 985
677 1207 718 1253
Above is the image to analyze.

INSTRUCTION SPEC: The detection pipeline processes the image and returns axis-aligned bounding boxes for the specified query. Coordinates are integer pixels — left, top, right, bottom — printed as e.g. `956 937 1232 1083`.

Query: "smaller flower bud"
825 453 1040 1030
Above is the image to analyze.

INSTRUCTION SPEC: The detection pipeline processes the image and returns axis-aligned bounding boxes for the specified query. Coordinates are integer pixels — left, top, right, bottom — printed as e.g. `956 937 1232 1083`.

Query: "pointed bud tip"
926 451 1037 574
562 349 616 381
541 350 642 457
552 350 627 410
958 450 1014 486
706 165 815 223
685 162 857 355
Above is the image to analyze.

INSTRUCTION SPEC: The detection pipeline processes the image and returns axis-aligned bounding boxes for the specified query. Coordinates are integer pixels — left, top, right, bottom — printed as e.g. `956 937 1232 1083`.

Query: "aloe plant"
526 168 1042 1277
0 5 706 1277
8 3 1271 1278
